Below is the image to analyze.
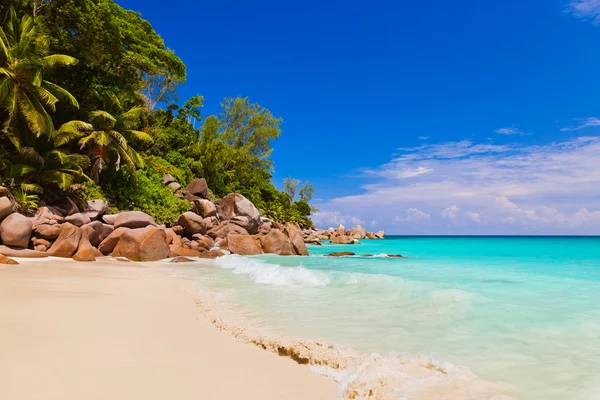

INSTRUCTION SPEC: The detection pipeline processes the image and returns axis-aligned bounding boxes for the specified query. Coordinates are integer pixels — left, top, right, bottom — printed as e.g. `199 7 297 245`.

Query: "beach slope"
0 261 336 400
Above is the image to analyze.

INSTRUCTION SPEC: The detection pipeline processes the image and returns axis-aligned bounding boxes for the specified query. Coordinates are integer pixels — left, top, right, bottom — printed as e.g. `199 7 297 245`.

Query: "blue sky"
121 0 600 234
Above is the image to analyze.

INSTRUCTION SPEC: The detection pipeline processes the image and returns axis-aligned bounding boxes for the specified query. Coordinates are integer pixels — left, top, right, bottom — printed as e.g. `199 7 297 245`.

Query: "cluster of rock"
0 178 309 264
301 223 384 246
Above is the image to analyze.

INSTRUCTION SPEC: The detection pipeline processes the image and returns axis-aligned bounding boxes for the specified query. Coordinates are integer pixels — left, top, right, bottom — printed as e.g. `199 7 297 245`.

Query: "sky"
120 0 600 234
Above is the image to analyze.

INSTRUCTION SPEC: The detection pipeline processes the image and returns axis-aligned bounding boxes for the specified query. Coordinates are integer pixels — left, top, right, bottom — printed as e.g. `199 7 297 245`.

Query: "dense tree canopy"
0 1 314 227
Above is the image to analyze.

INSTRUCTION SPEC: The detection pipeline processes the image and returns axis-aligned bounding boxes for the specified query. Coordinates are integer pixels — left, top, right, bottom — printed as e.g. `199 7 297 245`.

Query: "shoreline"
0 258 336 400
180 258 518 400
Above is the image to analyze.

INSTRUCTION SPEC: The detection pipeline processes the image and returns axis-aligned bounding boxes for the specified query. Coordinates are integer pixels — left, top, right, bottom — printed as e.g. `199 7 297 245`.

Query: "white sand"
0 260 336 400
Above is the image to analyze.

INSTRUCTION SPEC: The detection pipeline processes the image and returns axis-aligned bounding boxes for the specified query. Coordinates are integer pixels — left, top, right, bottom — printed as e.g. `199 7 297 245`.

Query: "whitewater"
175 236 600 399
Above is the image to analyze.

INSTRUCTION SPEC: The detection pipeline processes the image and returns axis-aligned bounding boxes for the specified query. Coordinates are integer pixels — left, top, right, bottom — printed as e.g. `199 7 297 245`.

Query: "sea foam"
214 254 330 288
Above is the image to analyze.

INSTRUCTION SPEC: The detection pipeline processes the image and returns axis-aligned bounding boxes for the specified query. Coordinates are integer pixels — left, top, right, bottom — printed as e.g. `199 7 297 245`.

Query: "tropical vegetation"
0 0 314 227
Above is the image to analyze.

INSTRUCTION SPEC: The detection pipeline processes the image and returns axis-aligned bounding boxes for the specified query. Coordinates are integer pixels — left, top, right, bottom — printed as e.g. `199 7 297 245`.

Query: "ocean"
178 236 600 399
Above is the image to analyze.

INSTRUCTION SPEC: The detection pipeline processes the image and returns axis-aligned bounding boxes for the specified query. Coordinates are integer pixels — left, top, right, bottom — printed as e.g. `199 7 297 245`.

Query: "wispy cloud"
494 126 530 135
394 208 431 222
566 0 600 23
561 117 600 131
310 210 364 229
313 136 600 234
418 136 429 140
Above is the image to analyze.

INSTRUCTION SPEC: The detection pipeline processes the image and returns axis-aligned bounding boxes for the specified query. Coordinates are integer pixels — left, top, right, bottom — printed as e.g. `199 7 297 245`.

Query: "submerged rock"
326 251 355 257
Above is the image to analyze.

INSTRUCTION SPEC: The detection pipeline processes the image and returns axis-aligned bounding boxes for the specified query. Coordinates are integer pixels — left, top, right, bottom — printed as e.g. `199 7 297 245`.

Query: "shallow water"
181 237 600 399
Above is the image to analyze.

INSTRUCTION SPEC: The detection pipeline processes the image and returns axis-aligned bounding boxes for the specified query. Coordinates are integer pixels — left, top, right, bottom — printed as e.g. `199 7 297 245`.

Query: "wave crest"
214 255 330 288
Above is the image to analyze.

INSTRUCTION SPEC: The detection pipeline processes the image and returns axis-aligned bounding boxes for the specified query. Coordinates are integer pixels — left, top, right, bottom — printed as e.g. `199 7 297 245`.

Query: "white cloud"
311 210 364 228
566 0 600 23
561 118 600 131
466 212 481 223
366 166 433 179
441 205 460 221
370 220 378 226
394 208 431 222
494 126 529 135
313 136 600 234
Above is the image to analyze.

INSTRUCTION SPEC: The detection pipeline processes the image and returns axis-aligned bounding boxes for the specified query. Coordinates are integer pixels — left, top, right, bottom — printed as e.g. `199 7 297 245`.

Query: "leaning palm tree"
0 7 78 136
77 101 153 182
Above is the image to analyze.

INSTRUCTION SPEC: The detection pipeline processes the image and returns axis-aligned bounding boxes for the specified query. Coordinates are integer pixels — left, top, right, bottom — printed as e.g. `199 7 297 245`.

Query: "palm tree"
0 7 78 137
4 120 93 193
77 100 153 182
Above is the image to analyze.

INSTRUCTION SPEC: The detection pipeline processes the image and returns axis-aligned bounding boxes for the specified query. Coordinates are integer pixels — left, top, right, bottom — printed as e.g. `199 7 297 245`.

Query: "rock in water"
375 230 385 239
325 252 355 257
330 235 355 244
170 256 194 263
198 249 225 259
111 227 169 261
186 178 209 198
0 254 18 264
0 213 32 248
0 197 14 222
114 211 156 229
260 229 295 255
226 234 263 255
220 193 261 234
47 223 82 257
72 235 96 262
349 225 367 239
177 212 207 237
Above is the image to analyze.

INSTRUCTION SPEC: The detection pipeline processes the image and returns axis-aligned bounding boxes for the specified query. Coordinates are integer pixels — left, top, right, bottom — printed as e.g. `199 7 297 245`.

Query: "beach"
0 259 336 400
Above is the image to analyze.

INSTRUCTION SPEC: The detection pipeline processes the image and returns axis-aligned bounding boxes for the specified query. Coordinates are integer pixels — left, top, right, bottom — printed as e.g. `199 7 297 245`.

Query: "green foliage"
11 188 39 214
76 181 106 201
0 3 315 227
101 167 189 225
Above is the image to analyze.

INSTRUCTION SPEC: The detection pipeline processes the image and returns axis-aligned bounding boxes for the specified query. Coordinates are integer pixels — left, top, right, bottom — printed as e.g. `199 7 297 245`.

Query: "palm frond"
43 80 79 109
124 129 154 143
9 163 36 178
42 54 78 68
21 146 45 168
34 86 59 111
89 110 116 128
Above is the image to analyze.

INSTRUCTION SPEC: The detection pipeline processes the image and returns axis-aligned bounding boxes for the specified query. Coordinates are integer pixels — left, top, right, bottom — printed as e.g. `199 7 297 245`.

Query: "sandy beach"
0 259 336 400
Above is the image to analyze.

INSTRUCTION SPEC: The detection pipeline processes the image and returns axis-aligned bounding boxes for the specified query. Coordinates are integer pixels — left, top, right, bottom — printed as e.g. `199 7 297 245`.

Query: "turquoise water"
183 237 600 399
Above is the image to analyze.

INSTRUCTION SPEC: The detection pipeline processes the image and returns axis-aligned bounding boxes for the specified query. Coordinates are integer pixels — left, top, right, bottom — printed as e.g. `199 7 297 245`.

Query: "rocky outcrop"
111 227 169 261
336 224 346 237
177 212 207 237
207 222 248 239
114 211 156 229
186 178 209 198
0 197 14 222
0 213 32 248
65 212 91 227
330 235 359 244
82 200 108 220
47 223 82 258
374 230 385 239
169 246 203 258
170 256 194 263
0 254 18 264
98 227 131 255
72 235 96 262
198 249 225 259
102 214 118 225
162 174 176 185
191 234 214 250
220 193 261 234
192 199 217 218
226 234 263 255
283 223 309 256
349 225 367 239
260 229 294 255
